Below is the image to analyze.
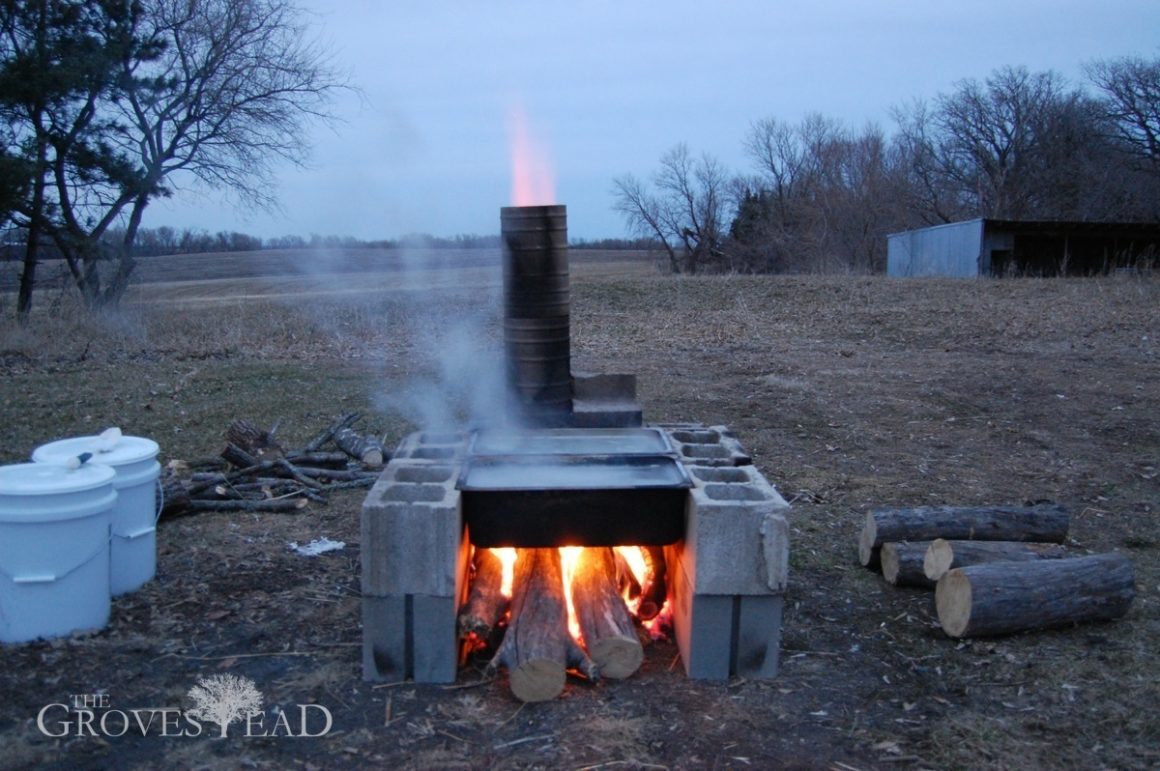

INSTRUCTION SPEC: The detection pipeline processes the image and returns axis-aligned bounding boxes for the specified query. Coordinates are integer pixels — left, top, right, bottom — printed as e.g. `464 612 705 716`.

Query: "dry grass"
0 262 1158 769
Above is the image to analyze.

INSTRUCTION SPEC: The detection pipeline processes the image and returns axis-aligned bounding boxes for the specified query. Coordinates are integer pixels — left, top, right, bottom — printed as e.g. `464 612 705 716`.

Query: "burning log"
858 504 1069 569
458 548 509 643
488 548 597 702
637 546 668 621
613 550 642 601
333 426 385 468
935 553 1135 638
924 539 1069 582
881 541 935 588
571 548 643 679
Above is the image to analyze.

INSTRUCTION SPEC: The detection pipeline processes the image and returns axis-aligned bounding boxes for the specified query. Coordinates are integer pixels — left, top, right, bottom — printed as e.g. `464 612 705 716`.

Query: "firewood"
858 504 1069 569
924 539 1069 582
303 411 360 452
186 498 309 513
571 548 643 679
333 426 385 468
225 419 281 457
614 550 642 601
487 549 597 702
458 548 508 642
881 541 935 588
935 553 1135 638
160 469 191 517
284 451 351 468
638 546 668 620
221 442 260 469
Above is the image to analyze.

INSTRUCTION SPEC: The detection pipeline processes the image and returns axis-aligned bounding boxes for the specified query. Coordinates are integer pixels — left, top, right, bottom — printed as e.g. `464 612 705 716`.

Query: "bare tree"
9 0 344 311
612 143 730 274
1086 55 1160 172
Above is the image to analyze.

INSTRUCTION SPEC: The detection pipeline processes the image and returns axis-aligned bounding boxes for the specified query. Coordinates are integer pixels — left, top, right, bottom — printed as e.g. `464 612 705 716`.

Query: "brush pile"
161 413 386 516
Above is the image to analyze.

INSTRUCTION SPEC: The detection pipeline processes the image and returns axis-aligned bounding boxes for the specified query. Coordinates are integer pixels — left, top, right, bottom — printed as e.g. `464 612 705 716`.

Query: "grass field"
0 253 1157 769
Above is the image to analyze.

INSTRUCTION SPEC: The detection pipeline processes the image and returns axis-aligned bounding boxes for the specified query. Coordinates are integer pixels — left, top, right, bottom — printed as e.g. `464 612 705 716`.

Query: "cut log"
881 541 935 588
935 553 1135 638
924 538 1069 582
614 550 642 601
333 427 384 468
858 504 1069 569
487 548 597 701
303 412 359 453
571 548 643 679
160 470 191 517
637 546 668 621
458 548 509 642
185 498 308 513
225 419 281 457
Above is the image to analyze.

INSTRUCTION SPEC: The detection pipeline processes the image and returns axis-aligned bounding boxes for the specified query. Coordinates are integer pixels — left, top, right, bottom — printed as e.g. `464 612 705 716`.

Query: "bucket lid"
0 461 116 495
33 433 160 468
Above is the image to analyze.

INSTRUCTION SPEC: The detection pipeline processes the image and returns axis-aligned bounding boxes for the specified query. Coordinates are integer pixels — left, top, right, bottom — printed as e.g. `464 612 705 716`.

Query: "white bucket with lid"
0 462 116 643
33 431 161 596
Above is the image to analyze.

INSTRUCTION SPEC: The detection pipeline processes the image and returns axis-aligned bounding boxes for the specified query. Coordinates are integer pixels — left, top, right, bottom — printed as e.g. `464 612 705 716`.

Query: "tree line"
613 60 1160 274
0 0 343 320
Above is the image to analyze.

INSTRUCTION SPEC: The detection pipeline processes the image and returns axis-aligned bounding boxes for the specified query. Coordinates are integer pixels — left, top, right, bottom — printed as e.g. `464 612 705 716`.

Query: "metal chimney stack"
500 204 572 427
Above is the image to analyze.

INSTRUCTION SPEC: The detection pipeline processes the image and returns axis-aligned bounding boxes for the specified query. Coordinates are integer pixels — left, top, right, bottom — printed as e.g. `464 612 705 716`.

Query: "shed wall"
887 220 984 277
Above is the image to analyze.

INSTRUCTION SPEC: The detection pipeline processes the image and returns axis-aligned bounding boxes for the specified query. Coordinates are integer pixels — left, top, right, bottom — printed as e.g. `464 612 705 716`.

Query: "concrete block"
361 461 464 596
657 424 752 467
666 547 733 680
362 595 407 682
361 594 460 683
735 595 783 678
665 547 783 680
571 398 643 428
390 431 466 462
412 595 459 683
572 372 637 401
676 464 790 595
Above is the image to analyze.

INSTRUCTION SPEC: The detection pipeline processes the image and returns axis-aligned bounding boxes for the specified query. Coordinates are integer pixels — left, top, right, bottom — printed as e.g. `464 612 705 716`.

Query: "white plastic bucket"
0 462 116 643
33 435 161 595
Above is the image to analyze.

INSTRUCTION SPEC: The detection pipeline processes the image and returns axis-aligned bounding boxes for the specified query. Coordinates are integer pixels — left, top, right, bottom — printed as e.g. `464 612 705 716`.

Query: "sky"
145 0 1160 242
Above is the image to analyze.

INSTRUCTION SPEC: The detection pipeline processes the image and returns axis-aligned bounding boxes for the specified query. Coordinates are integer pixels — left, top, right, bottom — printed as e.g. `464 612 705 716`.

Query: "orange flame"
509 104 555 206
491 547 517 597
559 546 583 642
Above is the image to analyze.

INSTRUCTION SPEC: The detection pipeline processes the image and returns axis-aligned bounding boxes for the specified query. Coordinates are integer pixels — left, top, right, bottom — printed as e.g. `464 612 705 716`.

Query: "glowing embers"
457 546 672 702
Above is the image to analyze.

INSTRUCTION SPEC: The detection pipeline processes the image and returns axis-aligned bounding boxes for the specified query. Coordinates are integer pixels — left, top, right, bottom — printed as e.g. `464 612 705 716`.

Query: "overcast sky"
145 0 1160 242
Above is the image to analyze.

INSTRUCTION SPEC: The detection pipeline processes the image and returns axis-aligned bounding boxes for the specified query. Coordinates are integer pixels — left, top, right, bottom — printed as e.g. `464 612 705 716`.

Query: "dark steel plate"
467 428 676 457
458 455 691 547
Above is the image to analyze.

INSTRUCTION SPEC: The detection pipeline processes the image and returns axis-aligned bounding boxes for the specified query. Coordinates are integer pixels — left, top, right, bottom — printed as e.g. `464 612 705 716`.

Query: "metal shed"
887 219 1160 277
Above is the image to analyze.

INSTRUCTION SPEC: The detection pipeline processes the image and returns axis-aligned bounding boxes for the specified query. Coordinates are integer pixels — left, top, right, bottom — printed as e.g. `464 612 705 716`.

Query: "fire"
509 104 555 206
491 547 517 597
615 545 648 612
484 544 670 646
559 546 583 642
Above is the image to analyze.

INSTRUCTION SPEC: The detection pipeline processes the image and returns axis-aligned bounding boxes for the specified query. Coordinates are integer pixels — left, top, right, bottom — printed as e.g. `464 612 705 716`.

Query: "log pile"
471 546 655 701
858 504 1136 638
160 413 386 517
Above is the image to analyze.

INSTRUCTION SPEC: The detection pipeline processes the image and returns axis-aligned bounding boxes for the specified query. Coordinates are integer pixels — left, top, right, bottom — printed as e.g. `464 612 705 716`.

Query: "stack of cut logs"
458 546 667 702
858 504 1136 638
160 414 385 517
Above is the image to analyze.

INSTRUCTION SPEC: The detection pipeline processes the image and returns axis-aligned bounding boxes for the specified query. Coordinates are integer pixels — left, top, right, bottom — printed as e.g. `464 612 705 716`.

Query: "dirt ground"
0 256 1157 770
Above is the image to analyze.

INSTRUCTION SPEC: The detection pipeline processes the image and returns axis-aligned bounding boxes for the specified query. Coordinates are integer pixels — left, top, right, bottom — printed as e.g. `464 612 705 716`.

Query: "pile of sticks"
858 504 1136 638
161 414 386 517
